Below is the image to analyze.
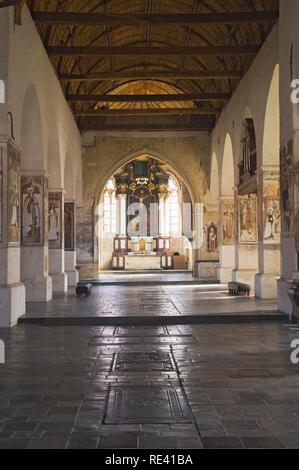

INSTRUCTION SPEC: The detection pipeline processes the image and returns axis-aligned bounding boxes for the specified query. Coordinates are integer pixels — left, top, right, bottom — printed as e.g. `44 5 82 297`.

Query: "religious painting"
64 202 75 251
44 176 49 244
203 211 219 258
48 192 62 249
7 144 20 244
21 175 44 245
263 171 281 244
221 201 235 245
280 140 294 236
239 194 257 244
207 223 218 253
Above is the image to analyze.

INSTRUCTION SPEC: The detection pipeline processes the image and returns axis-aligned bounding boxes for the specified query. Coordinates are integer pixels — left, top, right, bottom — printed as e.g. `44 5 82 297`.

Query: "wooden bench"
228 282 251 297
76 283 92 298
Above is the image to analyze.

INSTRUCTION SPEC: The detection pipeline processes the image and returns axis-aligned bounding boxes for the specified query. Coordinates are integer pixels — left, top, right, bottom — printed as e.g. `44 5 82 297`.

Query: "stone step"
18 311 289 327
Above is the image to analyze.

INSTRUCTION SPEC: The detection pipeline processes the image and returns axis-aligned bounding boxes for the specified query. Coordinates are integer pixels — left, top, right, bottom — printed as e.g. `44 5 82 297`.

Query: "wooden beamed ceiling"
27 0 279 132
32 11 279 26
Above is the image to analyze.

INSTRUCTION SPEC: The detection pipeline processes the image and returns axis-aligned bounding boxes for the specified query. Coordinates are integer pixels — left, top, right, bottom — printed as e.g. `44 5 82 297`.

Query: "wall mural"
48 192 62 249
263 171 281 244
7 144 20 245
221 201 235 245
203 211 219 258
21 175 44 246
280 140 294 236
64 202 75 251
239 194 257 244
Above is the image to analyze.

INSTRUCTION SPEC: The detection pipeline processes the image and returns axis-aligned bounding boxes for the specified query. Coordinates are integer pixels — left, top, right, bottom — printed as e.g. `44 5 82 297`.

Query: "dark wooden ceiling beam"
67 92 230 102
48 45 260 57
60 70 243 81
32 11 279 26
73 107 220 116
79 122 214 132
0 0 17 8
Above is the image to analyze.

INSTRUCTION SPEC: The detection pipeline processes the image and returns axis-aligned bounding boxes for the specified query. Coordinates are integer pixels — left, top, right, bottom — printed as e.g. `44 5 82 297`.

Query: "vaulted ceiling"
27 0 279 132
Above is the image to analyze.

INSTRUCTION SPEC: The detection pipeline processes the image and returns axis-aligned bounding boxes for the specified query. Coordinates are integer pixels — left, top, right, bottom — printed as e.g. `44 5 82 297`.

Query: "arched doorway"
95 154 195 272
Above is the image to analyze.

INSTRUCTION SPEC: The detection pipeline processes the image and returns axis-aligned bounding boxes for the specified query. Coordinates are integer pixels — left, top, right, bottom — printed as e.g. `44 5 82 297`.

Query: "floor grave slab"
104 386 193 424
112 352 175 372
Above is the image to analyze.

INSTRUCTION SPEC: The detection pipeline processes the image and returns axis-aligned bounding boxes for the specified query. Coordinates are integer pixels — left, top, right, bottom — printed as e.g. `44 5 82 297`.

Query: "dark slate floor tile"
27 438 68 449
138 435 178 449
0 439 30 449
99 435 138 449
241 437 286 449
202 437 243 449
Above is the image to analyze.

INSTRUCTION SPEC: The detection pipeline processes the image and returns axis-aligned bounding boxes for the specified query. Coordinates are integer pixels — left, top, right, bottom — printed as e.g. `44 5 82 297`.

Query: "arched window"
166 176 181 236
103 178 117 235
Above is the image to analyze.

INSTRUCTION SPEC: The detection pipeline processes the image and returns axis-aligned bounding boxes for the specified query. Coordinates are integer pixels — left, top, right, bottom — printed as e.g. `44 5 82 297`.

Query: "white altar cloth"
124 255 162 271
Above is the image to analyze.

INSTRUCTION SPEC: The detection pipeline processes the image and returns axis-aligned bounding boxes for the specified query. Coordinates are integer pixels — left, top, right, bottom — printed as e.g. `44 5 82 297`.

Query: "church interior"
0 0 299 451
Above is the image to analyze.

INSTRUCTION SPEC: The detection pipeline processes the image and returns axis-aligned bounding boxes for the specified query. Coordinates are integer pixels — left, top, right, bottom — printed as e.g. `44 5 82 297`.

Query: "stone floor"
22 284 280 322
0 321 299 449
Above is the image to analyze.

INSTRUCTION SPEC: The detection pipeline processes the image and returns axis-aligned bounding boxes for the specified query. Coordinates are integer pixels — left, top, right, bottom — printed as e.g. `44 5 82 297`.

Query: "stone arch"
95 149 198 271
262 64 280 166
94 147 199 206
20 84 45 170
221 133 235 197
218 133 236 284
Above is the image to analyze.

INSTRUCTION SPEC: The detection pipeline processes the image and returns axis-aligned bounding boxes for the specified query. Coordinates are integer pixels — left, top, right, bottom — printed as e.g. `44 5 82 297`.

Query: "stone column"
232 191 259 289
64 201 79 287
20 172 52 302
255 168 281 299
158 194 166 236
48 190 67 292
277 0 299 314
0 139 26 327
218 197 235 283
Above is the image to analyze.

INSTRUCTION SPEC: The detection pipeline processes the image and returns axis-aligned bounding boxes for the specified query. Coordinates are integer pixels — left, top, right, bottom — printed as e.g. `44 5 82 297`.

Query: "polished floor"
22 283 281 323
0 322 299 449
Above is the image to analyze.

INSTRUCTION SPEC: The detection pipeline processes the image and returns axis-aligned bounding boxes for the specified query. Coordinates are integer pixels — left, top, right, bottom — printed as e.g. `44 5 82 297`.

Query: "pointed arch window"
103 178 117 235
166 176 181 236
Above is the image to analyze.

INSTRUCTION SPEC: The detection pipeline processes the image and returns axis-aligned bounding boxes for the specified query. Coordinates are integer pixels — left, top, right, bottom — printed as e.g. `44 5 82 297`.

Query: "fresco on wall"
65 202 75 251
7 145 20 244
280 140 294 236
203 211 219 258
221 201 234 245
21 176 44 245
239 194 257 244
263 171 281 244
48 192 62 249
